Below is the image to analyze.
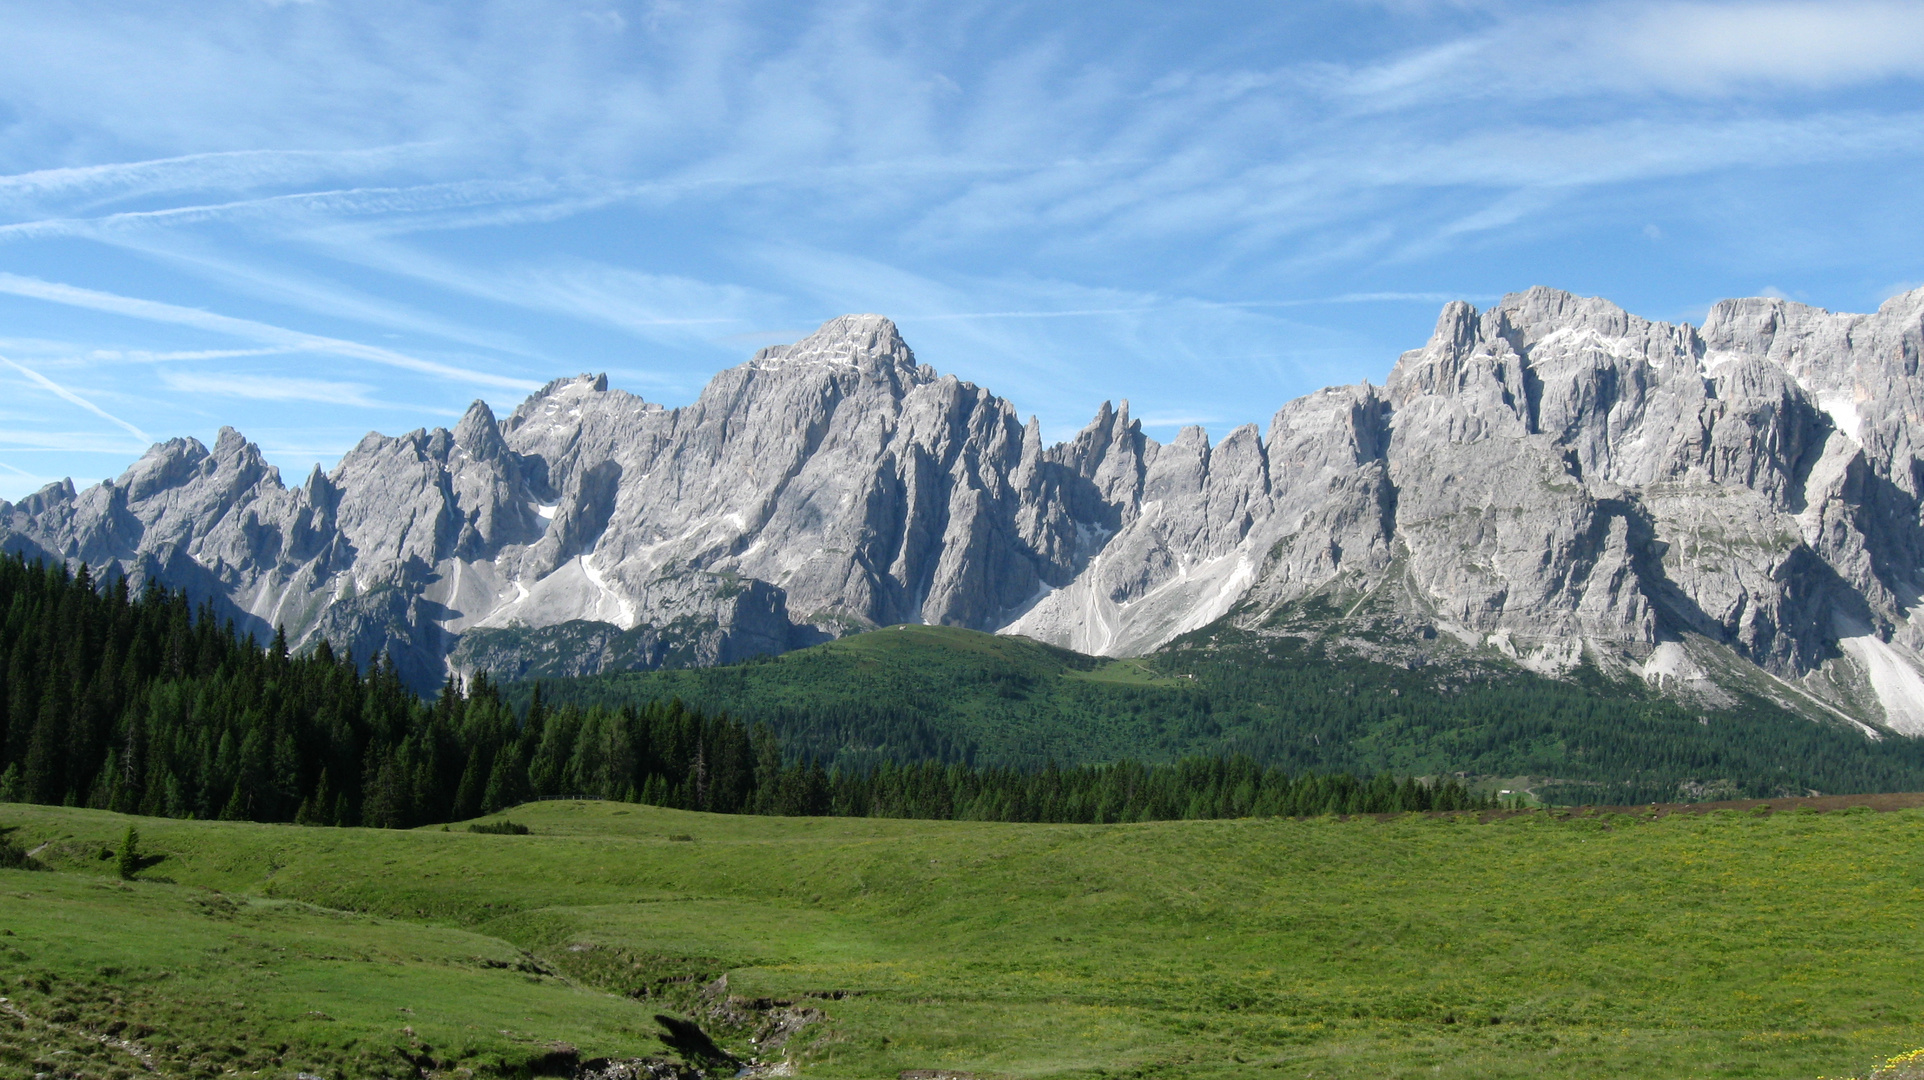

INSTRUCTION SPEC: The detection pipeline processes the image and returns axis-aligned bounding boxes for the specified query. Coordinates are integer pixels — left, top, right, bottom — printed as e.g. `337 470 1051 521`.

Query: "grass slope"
3 800 1923 1079
521 624 1924 799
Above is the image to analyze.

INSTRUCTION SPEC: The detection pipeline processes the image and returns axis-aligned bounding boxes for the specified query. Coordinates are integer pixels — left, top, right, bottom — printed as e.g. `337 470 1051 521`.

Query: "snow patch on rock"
1815 391 1863 444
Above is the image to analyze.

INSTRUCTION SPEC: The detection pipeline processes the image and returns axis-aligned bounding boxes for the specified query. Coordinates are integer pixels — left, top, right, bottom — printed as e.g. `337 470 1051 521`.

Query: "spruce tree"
116 824 140 880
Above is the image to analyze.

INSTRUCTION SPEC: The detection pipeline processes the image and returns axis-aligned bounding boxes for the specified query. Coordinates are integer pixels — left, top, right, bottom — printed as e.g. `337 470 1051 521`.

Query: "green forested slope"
526 624 1924 801
524 625 1215 768
13 546 1924 817
4 799 1923 1079
0 554 766 826
0 555 1480 826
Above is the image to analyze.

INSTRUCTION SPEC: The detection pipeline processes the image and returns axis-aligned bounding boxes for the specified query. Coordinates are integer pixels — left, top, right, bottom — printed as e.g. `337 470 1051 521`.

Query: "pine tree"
452 744 489 822
23 680 68 804
116 824 140 880
482 744 526 814
751 723 781 813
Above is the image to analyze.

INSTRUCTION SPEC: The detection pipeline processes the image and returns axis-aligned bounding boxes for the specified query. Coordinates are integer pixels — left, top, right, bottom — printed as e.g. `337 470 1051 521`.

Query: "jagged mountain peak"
118 435 214 499
506 372 614 424
11 289 1924 739
116 428 280 502
1490 285 1636 331
748 313 921 377
453 399 508 461
1878 284 1924 316
1397 288 1665 375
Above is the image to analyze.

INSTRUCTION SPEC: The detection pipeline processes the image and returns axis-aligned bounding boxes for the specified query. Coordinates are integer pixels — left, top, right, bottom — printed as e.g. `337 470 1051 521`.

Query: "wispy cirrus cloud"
98 346 305 363
0 430 150 454
0 272 538 391
157 370 389 408
76 232 556 361
1328 1 1924 108
0 355 151 442
1603 1 1924 94
3 2 1917 293
755 243 1396 439
303 238 774 344
0 178 566 245
0 145 441 212
0 0 1920 500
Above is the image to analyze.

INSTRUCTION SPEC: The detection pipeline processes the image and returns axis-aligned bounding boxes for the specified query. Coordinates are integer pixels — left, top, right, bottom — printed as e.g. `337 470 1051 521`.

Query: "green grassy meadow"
3 800 1923 1079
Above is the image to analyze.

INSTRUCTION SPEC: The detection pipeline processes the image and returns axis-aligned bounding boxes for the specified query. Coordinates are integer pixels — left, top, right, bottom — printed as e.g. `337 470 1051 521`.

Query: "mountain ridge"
7 286 1924 739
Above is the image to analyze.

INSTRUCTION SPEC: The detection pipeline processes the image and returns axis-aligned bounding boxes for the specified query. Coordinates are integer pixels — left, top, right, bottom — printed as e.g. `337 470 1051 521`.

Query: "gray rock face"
8 293 1924 737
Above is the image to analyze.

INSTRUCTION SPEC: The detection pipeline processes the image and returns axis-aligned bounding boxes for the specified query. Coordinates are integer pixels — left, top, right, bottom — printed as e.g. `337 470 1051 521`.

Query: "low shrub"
468 820 530 835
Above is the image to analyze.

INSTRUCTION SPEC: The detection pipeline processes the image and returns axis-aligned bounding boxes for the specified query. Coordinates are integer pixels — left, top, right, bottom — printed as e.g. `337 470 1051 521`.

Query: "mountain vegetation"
0 553 1486 826
524 623 1924 804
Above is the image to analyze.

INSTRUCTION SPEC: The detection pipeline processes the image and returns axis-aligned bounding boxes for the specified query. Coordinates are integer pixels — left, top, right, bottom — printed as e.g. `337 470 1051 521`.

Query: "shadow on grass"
0 824 41 870
126 851 169 876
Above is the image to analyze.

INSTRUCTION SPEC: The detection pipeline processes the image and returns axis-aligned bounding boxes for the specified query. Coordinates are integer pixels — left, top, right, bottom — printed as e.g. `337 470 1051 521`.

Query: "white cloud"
0 273 538 391
299 236 777 346
1232 291 1501 308
913 307 1158 321
158 370 386 407
758 244 1388 440
0 459 61 501
0 430 150 453
0 0 1918 493
1329 1 1924 108
0 1 1914 321
105 346 305 363
0 355 151 442
460 261 763 337
0 178 563 245
1617 2 1924 93
82 232 556 361
0 146 436 212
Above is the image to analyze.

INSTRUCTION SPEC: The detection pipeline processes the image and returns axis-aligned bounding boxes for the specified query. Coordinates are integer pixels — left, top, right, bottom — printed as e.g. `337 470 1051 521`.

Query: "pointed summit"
750 314 919 376
453 400 508 462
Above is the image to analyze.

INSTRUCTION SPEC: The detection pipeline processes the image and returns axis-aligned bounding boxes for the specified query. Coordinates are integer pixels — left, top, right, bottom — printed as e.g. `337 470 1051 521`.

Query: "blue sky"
1 0 1921 500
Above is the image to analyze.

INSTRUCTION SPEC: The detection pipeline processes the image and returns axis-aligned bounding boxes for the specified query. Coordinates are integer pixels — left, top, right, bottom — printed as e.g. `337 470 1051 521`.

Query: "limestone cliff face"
8 292 1924 736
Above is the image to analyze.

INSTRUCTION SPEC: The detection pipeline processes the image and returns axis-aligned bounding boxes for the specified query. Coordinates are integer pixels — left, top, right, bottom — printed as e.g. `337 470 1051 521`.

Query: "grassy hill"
519 624 1924 802
4 799 1923 1079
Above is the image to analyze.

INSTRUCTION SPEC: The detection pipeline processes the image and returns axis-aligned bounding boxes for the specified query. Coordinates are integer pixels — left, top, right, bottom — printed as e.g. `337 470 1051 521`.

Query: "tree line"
795 755 1485 821
528 616 1924 802
0 553 1490 826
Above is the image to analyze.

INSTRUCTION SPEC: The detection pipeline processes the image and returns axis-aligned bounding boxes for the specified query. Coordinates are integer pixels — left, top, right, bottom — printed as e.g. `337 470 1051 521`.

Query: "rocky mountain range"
6 287 1924 736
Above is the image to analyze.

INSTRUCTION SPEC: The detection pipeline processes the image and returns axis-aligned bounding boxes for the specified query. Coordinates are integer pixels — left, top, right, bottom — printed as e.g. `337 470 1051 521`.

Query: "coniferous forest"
528 623 1924 804
0 553 1486 826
